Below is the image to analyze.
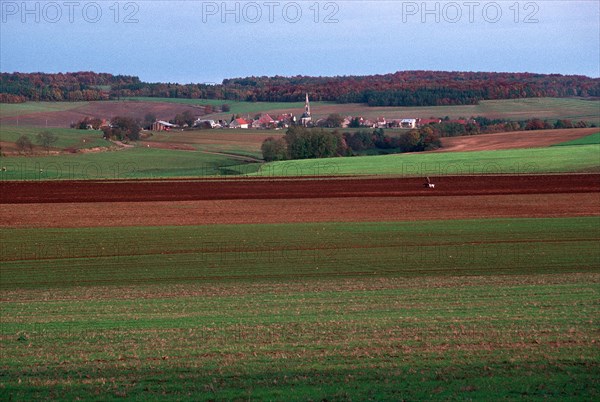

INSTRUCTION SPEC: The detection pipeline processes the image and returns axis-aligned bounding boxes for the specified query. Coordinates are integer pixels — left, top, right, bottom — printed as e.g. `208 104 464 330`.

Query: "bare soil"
1 193 598 228
1 174 598 204
0 101 204 128
1 174 598 228
439 128 598 152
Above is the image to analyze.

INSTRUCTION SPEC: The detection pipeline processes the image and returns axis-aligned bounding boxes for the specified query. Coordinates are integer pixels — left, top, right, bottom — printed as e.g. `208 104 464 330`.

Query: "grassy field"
2 217 599 287
0 102 86 117
254 144 600 177
0 147 258 180
1 217 599 399
0 126 109 151
2 142 598 180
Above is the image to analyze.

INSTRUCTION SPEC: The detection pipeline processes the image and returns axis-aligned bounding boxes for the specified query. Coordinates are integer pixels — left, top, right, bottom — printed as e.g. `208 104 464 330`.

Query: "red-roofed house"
254 114 276 128
230 118 249 129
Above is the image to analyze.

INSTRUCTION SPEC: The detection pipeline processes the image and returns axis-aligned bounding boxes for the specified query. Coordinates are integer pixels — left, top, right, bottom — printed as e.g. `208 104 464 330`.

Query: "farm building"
152 120 178 131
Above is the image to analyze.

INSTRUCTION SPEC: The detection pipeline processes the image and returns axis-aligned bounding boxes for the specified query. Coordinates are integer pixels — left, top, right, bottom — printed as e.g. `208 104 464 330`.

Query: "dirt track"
1 174 599 204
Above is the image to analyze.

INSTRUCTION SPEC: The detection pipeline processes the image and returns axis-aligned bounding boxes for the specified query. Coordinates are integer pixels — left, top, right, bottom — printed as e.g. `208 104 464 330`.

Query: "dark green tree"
261 137 288 161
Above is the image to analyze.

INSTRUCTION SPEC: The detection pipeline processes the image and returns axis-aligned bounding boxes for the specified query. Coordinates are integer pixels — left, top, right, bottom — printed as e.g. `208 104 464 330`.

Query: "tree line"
261 126 442 162
15 131 58 155
2 71 599 106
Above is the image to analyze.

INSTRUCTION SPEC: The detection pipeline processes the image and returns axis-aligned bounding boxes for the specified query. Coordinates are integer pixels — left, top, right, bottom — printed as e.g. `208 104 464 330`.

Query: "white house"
400 119 417 129
195 119 220 128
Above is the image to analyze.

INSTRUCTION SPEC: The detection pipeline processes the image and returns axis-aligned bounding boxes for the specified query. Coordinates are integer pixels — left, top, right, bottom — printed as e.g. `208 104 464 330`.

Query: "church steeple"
304 93 311 117
301 93 312 127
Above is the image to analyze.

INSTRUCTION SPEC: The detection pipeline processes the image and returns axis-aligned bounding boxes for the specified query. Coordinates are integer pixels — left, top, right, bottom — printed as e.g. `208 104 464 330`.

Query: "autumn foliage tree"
72 117 103 130
3 71 599 105
102 116 141 141
15 135 33 154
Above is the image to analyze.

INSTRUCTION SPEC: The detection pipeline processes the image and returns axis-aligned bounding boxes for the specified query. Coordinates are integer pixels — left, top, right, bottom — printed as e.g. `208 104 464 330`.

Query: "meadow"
1 217 599 400
0 146 261 180
0 126 109 152
0 102 85 117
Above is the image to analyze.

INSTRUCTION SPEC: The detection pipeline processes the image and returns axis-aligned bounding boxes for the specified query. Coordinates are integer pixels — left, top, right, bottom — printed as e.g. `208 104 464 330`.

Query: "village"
150 94 474 132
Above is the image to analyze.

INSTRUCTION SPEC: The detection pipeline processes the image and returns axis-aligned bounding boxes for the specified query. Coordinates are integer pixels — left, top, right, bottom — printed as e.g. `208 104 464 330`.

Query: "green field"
255 144 600 176
2 142 598 180
0 126 109 151
0 147 258 180
2 218 599 287
0 102 86 117
1 217 599 400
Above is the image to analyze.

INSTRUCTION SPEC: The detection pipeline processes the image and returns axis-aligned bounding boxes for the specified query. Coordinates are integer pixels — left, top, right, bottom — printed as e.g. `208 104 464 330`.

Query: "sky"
1 0 599 83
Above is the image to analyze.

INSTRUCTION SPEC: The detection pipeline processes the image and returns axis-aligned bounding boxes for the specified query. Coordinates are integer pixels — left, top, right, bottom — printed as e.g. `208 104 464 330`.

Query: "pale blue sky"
1 1 598 83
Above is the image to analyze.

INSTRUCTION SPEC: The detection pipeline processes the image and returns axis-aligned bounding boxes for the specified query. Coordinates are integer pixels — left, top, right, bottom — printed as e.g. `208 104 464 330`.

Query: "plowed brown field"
1 174 598 228
0 101 204 127
2 193 598 228
439 128 598 152
1 174 599 204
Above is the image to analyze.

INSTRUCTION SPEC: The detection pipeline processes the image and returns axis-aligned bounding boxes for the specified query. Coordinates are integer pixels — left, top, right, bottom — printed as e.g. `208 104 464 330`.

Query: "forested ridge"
2 70 598 105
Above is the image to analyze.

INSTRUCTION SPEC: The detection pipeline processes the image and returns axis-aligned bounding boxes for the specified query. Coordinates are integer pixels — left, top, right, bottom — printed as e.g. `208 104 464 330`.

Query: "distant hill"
2 70 599 106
